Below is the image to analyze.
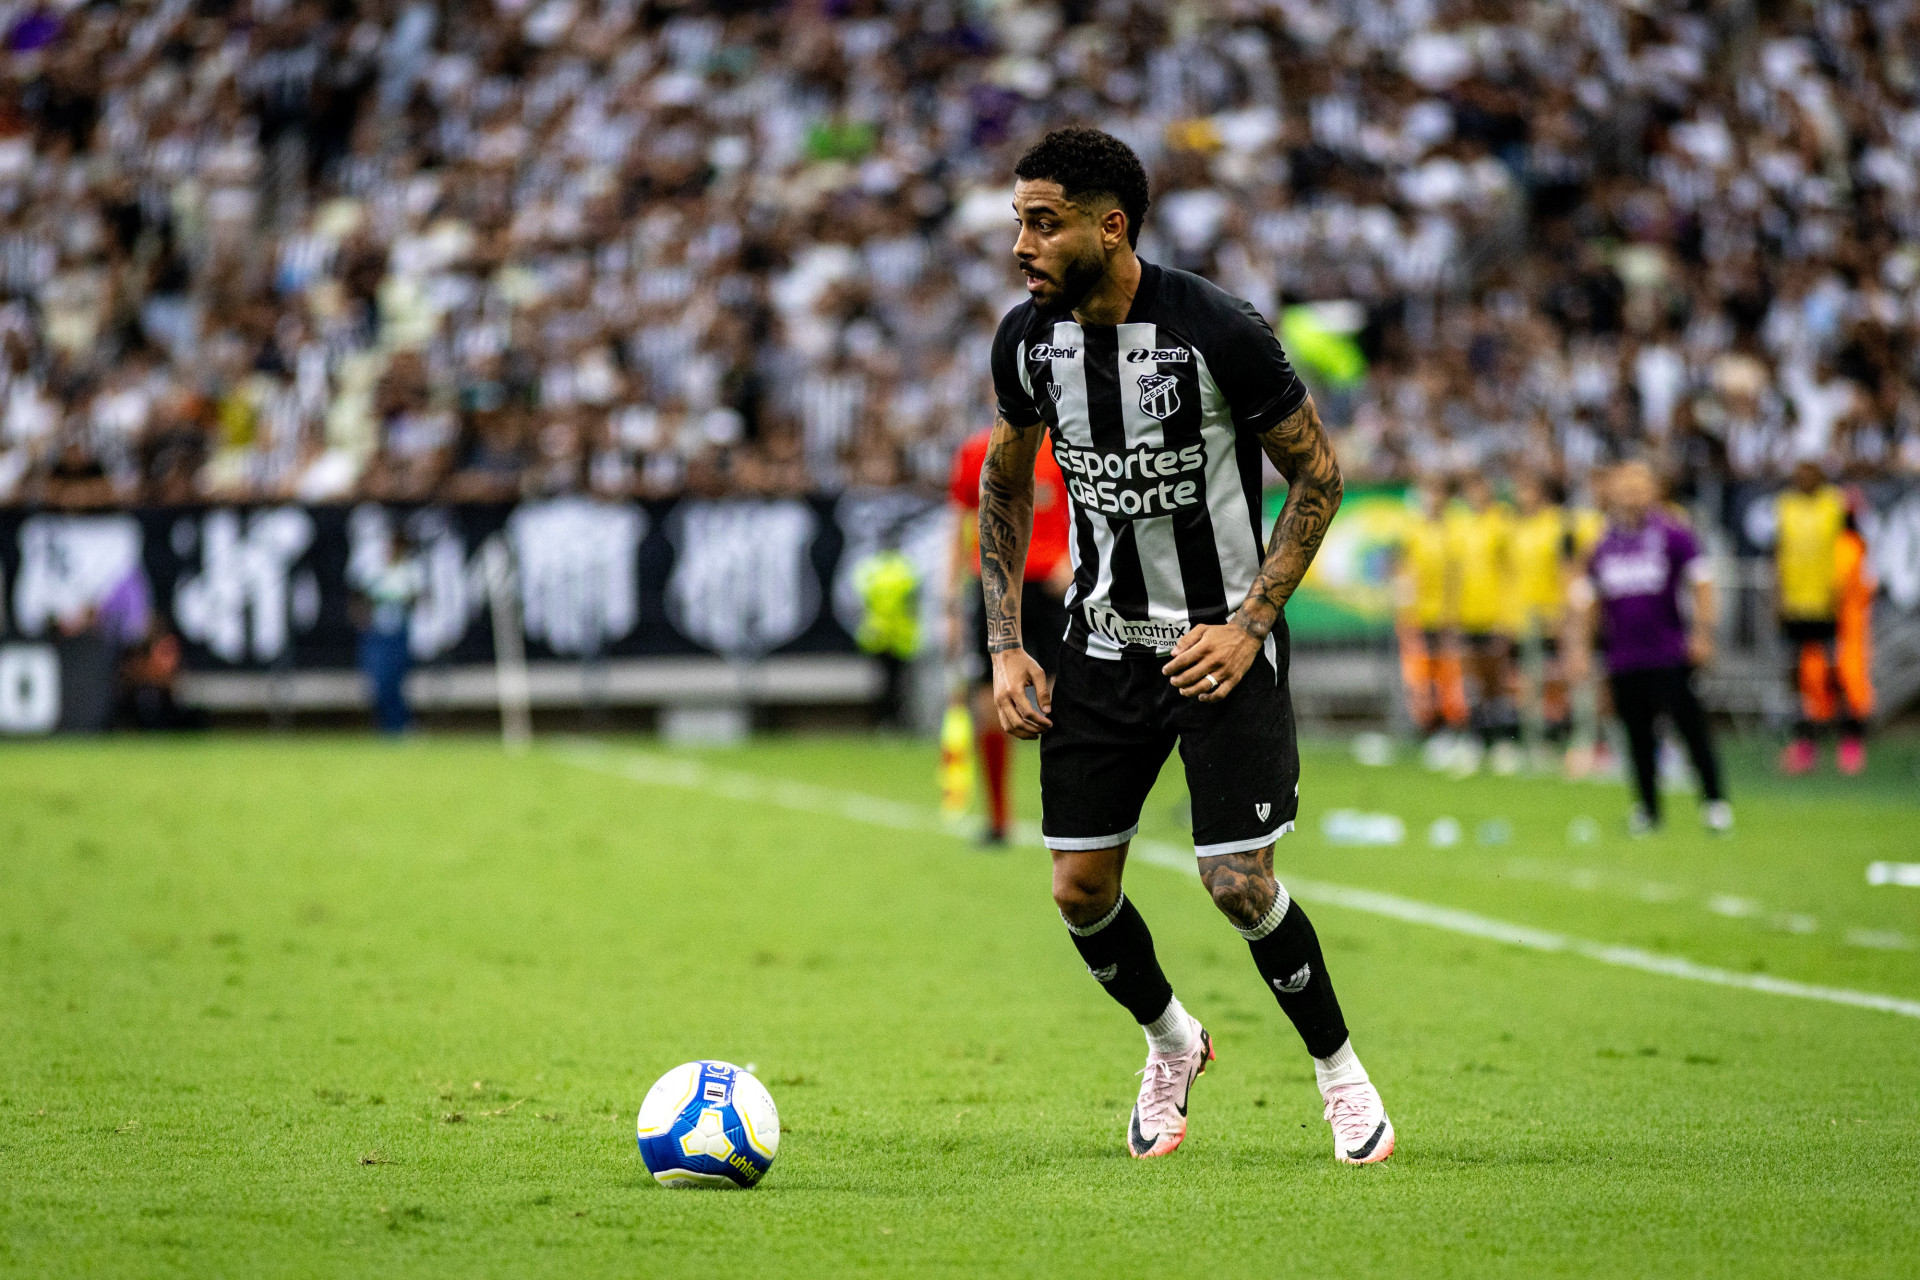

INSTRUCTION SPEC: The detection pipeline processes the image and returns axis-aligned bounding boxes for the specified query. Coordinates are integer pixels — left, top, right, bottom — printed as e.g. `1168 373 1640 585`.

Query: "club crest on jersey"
1138 372 1180 420
1125 346 1190 364
1028 344 1079 361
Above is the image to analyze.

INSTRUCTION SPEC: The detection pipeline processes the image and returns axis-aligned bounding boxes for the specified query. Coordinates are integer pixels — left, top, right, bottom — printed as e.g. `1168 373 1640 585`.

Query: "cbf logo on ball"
637 1060 780 1188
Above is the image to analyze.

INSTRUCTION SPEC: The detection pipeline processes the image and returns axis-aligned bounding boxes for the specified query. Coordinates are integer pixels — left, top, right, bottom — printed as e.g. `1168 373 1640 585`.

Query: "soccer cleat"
1837 737 1866 776
1127 1022 1213 1158
1324 1081 1395 1165
1627 806 1657 837
1780 739 1816 775
1703 800 1734 833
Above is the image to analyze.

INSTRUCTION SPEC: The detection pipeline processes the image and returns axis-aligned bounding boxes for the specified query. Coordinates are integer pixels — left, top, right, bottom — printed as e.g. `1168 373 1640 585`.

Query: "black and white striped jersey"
990 263 1307 660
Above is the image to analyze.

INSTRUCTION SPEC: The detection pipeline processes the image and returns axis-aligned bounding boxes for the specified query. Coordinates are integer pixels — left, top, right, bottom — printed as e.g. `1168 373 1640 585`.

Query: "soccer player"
1568 461 1732 835
1774 461 1872 774
1394 472 1470 768
946 424 1073 841
1452 473 1518 773
1509 474 1576 767
976 128 1393 1165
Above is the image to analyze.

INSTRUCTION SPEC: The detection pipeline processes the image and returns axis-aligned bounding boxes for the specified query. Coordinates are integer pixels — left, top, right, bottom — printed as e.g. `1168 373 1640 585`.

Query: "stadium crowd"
0 0 1915 514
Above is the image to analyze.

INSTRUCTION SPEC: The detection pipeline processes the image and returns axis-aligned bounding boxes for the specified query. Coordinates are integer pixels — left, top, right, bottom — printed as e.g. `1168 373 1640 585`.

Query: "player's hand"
1688 631 1714 668
991 647 1052 739
1163 623 1261 702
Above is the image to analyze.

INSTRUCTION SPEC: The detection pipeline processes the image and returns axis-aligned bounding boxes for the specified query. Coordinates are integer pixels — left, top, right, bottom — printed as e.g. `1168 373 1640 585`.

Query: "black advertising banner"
0 492 948 675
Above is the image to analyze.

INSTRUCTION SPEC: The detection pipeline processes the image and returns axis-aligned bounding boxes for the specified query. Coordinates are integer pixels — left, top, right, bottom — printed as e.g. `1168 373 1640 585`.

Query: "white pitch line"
558 746 1920 1023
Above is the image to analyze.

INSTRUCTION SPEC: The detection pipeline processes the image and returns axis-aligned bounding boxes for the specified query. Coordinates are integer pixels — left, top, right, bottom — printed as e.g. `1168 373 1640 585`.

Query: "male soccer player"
1508 474 1576 766
1774 461 1872 774
947 424 1073 841
1395 471 1469 769
1452 473 1518 774
976 128 1392 1165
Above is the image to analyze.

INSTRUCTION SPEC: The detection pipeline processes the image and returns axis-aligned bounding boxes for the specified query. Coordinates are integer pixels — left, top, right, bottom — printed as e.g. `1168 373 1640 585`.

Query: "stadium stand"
0 0 1913 510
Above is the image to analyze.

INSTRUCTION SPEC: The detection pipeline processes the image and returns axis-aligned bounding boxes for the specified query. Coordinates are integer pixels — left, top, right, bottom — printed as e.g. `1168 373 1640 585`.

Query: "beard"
1043 246 1109 313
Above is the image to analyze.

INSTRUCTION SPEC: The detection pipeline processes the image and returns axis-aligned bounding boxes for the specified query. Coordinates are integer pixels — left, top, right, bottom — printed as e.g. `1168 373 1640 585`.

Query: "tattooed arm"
977 414 1053 738
1234 395 1345 640
1163 394 1344 701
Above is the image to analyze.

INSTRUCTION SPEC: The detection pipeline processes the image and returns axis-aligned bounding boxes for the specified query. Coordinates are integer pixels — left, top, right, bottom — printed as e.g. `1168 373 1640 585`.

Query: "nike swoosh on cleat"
1128 1107 1156 1155
1176 1030 1212 1116
1345 1120 1387 1161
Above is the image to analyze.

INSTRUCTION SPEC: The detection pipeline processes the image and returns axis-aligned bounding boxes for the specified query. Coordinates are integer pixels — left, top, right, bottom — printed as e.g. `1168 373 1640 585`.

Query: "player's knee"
1051 867 1120 925
1200 857 1277 928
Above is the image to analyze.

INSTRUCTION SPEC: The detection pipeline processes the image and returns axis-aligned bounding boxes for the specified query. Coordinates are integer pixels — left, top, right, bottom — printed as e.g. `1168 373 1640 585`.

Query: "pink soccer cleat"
1127 1022 1214 1158
1780 739 1817 775
1837 737 1866 776
1325 1081 1396 1165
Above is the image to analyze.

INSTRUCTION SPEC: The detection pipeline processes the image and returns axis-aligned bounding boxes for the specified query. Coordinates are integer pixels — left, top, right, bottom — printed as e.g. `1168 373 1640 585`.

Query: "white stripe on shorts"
1195 820 1295 858
1043 823 1141 852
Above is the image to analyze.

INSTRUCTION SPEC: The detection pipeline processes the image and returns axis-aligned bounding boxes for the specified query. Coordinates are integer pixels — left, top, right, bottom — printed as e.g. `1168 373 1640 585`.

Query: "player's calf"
1201 849 1396 1164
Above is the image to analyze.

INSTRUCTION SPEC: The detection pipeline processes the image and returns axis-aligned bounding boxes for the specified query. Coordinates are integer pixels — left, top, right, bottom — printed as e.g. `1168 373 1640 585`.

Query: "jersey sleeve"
1668 520 1702 572
990 306 1042 429
1205 297 1309 435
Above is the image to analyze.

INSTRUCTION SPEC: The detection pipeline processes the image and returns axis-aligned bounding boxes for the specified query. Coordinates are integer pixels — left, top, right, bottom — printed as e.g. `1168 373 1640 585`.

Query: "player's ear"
1101 206 1128 250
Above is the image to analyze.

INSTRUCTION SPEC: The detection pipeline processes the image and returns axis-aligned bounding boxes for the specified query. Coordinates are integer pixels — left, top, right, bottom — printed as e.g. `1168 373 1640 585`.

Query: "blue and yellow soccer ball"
636 1061 780 1189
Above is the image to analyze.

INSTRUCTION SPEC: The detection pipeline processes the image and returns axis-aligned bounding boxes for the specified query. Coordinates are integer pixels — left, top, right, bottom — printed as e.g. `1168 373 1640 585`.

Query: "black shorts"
1781 618 1837 646
1039 641 1300 857
1461 631 1512 659
968 582 1067 683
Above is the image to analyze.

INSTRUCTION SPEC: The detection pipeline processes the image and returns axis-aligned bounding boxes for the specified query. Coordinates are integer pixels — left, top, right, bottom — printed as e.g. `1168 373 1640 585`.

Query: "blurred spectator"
0 0 1909 515
348 524 424 735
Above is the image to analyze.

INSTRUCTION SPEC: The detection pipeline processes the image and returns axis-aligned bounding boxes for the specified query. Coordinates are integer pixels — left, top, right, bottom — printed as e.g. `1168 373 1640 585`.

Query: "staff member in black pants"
1567 461 1732 836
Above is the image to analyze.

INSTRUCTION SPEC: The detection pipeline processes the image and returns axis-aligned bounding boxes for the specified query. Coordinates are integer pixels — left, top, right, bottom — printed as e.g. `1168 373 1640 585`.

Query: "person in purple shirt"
1569 460 1731 835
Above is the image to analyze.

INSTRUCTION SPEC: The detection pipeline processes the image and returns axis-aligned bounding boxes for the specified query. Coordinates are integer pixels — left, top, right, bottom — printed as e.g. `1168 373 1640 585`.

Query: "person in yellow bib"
1508 474 1575 766
1394 473 1469 767
1451 473 1519 774
1774 461 1859 774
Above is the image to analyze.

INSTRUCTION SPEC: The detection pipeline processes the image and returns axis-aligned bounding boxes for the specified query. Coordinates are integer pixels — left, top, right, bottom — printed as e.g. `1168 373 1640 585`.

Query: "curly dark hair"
1013 128 1150 248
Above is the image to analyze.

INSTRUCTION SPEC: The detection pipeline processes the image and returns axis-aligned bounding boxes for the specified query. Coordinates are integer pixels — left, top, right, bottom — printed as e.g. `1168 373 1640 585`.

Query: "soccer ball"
636 1061 780 1189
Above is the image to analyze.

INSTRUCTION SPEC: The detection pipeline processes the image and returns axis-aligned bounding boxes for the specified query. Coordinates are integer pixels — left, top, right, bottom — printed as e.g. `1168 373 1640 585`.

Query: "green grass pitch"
2 731 1917 1277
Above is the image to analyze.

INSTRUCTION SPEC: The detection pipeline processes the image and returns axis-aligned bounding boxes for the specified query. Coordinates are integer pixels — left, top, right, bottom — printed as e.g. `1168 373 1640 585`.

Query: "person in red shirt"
948 423 1073 843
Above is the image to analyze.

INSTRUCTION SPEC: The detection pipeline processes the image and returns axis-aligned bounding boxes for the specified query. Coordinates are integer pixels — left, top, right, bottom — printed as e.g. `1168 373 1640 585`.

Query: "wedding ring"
1205 673 1219 690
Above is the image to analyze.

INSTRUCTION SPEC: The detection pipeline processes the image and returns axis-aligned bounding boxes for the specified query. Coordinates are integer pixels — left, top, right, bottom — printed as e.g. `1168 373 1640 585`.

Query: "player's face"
1610 464 1656 522
1012 180 1113 312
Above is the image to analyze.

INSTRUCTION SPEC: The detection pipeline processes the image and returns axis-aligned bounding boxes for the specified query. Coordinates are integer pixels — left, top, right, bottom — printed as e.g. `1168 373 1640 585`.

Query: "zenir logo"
1126 347 1191 363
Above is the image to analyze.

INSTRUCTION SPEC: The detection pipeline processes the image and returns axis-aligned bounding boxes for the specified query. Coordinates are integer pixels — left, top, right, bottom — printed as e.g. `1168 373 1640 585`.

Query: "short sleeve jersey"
947 426 1071 582
1587 513 1701 673
989 263 1307 658
1449 504 1513 634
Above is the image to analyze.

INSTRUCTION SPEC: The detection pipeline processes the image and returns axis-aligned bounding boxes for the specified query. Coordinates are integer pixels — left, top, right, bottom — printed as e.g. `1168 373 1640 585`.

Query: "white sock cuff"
1143 996 1197 1056
1313 1038 1369 1093
1063 892 1125 937
1232 883 1293 940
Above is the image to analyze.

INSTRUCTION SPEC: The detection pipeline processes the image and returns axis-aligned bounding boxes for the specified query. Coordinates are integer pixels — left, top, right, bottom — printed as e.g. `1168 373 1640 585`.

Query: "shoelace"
1323 1087 1375 1141
1136 1056 1185 1120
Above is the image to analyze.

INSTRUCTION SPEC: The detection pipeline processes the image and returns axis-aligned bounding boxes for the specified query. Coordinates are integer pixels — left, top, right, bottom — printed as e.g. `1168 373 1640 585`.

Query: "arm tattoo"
1198 847 1278 928
976 415 1043 654
1230 396 1344 642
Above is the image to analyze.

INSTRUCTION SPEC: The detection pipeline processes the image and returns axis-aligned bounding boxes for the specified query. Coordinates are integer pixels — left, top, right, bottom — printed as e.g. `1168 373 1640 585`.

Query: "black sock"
1239 896 1349 1058
1064 893 1174 1025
